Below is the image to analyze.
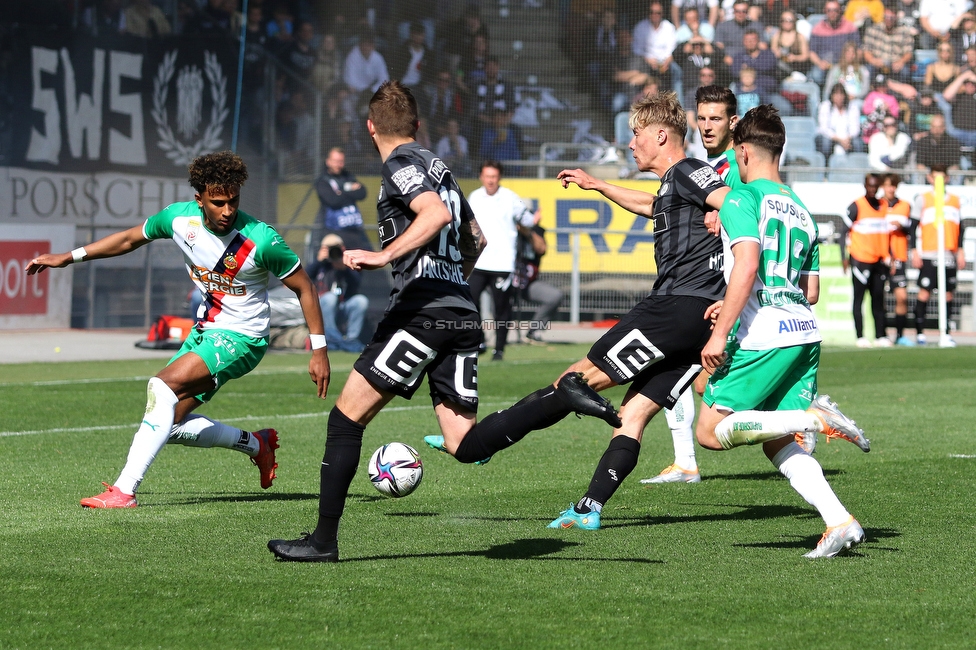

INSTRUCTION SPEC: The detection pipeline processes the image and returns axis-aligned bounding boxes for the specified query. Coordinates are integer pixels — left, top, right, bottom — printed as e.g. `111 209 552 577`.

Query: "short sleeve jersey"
650 158 727 301
720 179 822 350
144 202 300 338
376 142 478 313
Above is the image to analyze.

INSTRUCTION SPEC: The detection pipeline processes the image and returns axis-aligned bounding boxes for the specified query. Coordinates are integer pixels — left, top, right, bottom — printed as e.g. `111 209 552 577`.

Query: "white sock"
115 377 180 495
714 410 820 449
169 414 257 455
664 387 697 470
771 441 851 527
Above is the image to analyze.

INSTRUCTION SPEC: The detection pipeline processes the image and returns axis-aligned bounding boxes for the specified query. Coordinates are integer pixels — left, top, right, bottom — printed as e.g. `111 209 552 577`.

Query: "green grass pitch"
1 344 975 648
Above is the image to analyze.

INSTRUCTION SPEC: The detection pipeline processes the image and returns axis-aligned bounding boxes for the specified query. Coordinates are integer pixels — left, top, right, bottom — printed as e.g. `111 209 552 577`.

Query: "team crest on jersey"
659 182 670 195
391 165 425 194
185 218 201 249
428 158 449 183
223 254 238 270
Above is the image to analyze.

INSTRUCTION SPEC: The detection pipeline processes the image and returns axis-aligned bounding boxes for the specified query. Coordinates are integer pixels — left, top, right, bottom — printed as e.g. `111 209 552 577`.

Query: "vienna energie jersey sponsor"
143 201 300 338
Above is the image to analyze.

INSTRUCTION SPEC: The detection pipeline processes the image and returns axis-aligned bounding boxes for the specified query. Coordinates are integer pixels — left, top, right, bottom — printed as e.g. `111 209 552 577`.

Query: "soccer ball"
367 443 424 498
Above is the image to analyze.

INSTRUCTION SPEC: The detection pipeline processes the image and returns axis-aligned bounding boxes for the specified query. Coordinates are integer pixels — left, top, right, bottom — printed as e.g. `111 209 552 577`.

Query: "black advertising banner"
8 30 240 176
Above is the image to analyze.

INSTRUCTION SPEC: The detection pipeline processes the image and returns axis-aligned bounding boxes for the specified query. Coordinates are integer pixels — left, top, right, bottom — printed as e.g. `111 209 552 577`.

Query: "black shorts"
587 294 713 409
889 259 908 289
850 258 887 287
918 259 958 293
354 306 481 412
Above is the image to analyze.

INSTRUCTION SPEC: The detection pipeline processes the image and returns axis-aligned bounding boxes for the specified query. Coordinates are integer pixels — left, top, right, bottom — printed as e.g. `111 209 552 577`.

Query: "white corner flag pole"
934 174 950 347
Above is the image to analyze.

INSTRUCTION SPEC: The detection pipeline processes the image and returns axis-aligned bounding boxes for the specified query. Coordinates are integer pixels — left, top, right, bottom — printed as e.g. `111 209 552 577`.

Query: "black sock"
947 299 956 333
915 299 928 335
312 407 365 548
576 436 641 514
895 314 906 339
454 386 571 462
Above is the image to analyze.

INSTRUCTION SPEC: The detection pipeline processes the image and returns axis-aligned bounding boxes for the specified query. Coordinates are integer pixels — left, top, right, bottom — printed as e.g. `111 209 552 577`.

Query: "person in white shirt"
815 82 867 159
868 116 912 170
633 1 682 94
467 160 536 361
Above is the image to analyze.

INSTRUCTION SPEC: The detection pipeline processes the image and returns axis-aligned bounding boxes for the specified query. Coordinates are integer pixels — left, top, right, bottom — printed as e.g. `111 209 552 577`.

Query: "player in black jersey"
267 81 613 563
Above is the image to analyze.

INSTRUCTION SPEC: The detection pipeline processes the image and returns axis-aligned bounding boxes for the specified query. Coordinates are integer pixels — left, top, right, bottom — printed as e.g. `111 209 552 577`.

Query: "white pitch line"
949 454 976 458
0 401 522 439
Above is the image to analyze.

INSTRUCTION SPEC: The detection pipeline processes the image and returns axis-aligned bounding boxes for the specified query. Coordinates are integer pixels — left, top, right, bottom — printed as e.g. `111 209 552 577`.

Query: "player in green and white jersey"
642 85 741 485
692 105 869 558
26 151 331 508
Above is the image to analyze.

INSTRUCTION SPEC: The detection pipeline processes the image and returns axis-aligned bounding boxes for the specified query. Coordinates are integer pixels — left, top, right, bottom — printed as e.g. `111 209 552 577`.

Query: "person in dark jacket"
314 147 371 251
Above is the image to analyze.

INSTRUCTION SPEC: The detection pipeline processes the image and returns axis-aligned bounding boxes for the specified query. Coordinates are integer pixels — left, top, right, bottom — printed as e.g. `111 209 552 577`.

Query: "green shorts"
703 341 819 413
169 328 268 402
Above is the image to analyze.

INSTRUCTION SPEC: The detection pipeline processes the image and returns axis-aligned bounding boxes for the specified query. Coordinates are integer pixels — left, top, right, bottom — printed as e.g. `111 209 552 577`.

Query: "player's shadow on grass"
344 537 662 564
598 503 811 530
164 491 319 505
733 526 899 555
702 469 842 482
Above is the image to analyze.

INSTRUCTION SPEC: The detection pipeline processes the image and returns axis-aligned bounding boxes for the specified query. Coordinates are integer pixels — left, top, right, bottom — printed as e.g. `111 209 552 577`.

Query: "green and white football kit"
705 179 821 412
144 202 301 400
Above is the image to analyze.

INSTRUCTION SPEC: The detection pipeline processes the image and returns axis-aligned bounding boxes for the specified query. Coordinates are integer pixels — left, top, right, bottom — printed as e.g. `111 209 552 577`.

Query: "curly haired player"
26 151 331 508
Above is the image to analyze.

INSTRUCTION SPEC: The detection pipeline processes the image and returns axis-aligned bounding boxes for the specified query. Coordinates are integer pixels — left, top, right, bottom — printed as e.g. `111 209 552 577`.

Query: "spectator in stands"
914 113 962 171
82 0 126 36
313 33 343 94
184 0 234 35
732 65 763 114
585 9 623 113
675 6 716 42
808 0 860 86
934 68 976 147
895 0 923 44
825 41 871 102
633 1 681 94
925 43 961 94
284 21 319 85
389 21 429 88
479 111 523 168
307 234 368 353
443 4 490 76
424 69 466 142
729 29 795 113
266 2 294 46
817 82 868 158
907 89 944 136
672 0 721 29
124 0 172 38
868 115 913 169
472 57 517 131
862 5 916 83
861 74 901 144
844 0 885 30
343 32 390 117
715 0 766 62
770 10 809 78
950 13 976 61
612 30 657 113
457 33 490 95
436 118 472 178
919 0 971 48
678 38 727 107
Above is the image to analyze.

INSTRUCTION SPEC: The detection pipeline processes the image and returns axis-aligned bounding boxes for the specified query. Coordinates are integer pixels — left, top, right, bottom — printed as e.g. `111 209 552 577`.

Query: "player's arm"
459 215 487 279
557 168 656 217
25 225 150 275
344 191 451 271
281 267 331 399
799 273 820 305
701 240 760 374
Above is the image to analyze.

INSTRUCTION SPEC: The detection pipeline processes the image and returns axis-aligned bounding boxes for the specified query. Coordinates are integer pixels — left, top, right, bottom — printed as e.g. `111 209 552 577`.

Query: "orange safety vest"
885 198 912 262
846 196 889 264
915 191 961 259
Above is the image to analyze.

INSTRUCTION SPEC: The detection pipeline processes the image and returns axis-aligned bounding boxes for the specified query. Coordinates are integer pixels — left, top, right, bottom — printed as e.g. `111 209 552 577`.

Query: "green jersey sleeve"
143 201 198 241
251 223 301 279
802 240 820 274
720 187 761 243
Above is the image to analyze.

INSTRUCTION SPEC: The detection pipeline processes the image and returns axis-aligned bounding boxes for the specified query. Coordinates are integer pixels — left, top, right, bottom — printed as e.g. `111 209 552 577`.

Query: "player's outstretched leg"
641 387 700 484
806 395 870 452
556 372 622 428
81 377 179 509
767 439 864 558
169 415 280 488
